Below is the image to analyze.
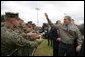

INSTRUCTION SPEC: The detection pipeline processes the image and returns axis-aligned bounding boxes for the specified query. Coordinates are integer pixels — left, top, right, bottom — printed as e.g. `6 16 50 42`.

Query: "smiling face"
63 16 71 25
64 19 69 24
5 18 19 29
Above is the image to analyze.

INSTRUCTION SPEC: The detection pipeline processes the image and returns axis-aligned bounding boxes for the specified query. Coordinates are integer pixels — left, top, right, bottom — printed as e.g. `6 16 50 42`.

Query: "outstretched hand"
76 45 81 53
44 13 48 19
44 13 53 26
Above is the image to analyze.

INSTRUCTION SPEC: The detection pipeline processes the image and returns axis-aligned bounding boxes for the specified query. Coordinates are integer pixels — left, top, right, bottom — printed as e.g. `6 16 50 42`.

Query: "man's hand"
76 45 81 53
44 13 48 19
44 13 53 27
56 38 61 41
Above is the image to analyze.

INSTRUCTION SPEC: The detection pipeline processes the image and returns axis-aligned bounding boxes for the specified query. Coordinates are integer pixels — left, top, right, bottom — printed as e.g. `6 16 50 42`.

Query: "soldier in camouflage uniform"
1 24 29 56
1 18 39 56
44 13 83 56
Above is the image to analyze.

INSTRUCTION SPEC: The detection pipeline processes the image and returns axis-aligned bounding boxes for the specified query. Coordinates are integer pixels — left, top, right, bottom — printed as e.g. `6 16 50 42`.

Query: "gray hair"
64 16 72 21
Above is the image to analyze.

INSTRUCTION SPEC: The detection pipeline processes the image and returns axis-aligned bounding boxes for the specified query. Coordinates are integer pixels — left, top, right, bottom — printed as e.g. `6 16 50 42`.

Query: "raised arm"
44 13 54 27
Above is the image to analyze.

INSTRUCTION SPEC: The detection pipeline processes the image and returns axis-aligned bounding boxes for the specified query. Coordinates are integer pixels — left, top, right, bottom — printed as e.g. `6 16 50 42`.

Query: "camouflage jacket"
46 18 83 45
56 24 83 45
1 25 39 56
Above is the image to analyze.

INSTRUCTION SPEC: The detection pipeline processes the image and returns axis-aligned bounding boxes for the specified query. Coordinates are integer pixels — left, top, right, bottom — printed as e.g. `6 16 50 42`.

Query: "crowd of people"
41 13 84 56
1 12 84 56
1 15 43 56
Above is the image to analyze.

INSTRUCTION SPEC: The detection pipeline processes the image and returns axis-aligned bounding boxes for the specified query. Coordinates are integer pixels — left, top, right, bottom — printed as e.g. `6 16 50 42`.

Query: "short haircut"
64 16 72 21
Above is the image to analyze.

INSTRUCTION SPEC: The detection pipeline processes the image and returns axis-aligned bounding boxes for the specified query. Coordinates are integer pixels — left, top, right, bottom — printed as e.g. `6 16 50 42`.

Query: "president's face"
64 19 70 25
